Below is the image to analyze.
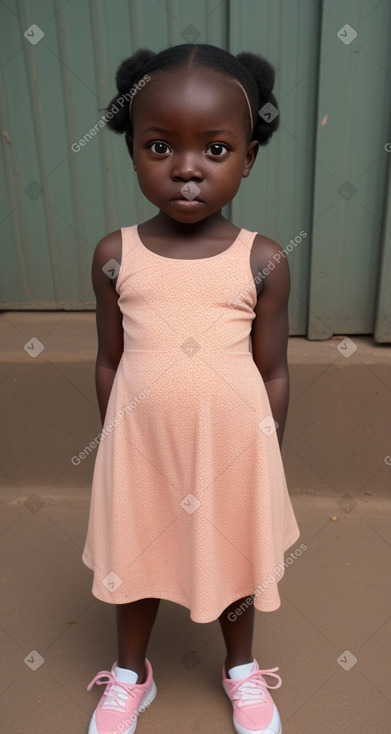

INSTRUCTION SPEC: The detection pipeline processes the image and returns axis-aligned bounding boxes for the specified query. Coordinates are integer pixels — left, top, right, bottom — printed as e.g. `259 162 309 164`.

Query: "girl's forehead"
149 66 232 91
133 68 248 128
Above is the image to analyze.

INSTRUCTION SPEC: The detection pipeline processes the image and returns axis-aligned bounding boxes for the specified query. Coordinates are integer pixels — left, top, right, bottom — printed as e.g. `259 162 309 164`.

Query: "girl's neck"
146 210 233 240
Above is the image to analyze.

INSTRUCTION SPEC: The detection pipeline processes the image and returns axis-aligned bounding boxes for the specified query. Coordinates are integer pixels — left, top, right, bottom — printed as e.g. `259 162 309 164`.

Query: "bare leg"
116 598 161 684
218 596 255 678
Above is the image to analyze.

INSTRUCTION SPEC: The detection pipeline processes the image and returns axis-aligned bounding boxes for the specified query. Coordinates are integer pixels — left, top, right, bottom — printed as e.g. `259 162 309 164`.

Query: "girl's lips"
170 199 205 207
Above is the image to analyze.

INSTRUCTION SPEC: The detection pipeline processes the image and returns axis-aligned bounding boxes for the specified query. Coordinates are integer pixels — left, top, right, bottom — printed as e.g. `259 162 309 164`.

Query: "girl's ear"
242 140 259 178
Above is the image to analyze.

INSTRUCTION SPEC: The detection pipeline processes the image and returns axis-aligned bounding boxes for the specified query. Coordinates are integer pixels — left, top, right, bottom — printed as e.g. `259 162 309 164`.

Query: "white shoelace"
87 671 136 712
234 679 268 706
102 682 130 711
230 667 282 709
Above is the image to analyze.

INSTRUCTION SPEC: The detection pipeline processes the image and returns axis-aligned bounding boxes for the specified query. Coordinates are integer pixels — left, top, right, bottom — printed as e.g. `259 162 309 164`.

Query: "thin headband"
129 75 254 133
232 79 254 132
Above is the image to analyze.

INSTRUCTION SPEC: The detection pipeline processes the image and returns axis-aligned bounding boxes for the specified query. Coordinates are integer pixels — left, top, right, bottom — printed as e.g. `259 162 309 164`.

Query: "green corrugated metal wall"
1 0 390 340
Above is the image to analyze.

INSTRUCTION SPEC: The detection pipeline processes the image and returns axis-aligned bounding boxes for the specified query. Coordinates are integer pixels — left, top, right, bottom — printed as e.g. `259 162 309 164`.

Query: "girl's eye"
206 143 228 157
150 142 172 155
149 141 228 157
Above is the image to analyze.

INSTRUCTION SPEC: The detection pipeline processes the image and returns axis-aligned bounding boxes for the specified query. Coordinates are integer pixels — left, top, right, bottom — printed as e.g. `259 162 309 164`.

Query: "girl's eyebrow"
142 127 173 134
142 126 237 137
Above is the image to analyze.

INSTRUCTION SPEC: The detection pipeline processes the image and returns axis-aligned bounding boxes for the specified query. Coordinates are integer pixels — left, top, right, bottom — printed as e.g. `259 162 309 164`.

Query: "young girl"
82 43 300 734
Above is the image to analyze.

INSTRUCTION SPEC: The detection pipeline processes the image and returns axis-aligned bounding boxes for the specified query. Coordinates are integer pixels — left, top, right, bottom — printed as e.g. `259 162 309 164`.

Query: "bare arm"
91 232 124 425
251 238 290 448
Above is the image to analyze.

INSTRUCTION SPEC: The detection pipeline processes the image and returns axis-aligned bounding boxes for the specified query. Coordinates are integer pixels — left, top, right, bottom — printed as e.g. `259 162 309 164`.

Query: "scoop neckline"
135 225 244 262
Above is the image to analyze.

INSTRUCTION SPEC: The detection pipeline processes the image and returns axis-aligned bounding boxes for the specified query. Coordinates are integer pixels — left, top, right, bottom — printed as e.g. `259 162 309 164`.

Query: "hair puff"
236 51 280 146
103 49 156 137
115 49 156 95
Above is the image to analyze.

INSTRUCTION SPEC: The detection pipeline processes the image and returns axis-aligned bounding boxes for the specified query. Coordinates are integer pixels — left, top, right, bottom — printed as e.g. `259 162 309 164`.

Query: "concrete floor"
1 312 391 733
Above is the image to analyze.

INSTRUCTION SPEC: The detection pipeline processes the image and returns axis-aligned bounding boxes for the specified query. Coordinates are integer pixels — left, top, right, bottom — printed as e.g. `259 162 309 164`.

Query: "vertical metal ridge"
374 149 391 342
0 56 31 302
89 0 118 236
16 0 62 302
53 0 90 301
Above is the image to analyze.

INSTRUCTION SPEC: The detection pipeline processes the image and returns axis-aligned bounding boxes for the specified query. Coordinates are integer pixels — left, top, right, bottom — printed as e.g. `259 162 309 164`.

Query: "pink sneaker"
87 658 157 734
222 659 282 734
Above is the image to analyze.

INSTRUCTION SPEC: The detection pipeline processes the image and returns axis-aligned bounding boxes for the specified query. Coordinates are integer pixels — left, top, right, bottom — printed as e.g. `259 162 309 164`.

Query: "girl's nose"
171 154 204 181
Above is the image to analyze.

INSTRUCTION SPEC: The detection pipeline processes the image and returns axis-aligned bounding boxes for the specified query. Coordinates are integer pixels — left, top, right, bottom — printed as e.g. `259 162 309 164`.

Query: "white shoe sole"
233 720 281 734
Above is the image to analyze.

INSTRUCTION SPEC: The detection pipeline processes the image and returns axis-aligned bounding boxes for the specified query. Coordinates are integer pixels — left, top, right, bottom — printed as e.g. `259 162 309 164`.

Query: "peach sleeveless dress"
82 224 300 623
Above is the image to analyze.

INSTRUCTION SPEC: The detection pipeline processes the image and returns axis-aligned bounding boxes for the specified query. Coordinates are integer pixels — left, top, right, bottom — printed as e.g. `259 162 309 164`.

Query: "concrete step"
1 312 390 498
